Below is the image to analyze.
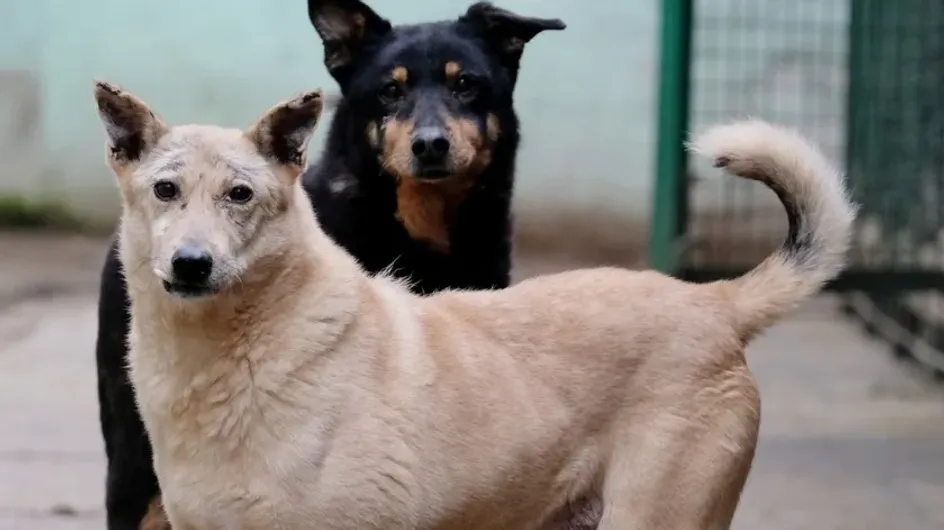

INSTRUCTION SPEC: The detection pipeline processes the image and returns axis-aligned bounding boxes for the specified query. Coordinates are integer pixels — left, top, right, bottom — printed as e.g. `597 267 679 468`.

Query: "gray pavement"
1 231 943 530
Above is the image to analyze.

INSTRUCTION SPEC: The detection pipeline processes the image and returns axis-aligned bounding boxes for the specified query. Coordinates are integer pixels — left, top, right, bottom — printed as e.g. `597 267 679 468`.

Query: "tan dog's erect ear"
247 90 324 175
93 81 168 168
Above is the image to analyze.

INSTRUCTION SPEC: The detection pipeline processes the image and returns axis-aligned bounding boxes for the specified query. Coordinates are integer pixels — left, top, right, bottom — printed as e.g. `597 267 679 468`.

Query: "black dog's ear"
247 90 324 176
460 2 565 62
93 81 168 169
307 0 392 83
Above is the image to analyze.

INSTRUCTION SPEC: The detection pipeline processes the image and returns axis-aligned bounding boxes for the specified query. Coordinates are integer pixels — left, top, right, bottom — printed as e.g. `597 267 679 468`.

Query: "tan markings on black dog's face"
94 82 323 299
380 117 416 179
379 106 492 252
306 2 565 253
317 1 564 253
390 66 409 84
371 57 505 253
374 57 499 187
390 109 492 252
442 114 492 179
444 61 461 81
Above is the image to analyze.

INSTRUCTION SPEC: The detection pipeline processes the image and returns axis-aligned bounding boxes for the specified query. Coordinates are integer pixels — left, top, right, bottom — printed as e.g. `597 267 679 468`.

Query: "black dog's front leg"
96 239 163 530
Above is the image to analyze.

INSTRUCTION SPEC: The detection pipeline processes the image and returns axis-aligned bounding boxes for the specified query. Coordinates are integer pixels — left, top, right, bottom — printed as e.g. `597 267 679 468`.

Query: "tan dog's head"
94 81 323 300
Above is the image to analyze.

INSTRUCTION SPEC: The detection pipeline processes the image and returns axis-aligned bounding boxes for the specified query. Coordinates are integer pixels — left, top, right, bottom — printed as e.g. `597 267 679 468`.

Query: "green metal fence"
651 0 944 372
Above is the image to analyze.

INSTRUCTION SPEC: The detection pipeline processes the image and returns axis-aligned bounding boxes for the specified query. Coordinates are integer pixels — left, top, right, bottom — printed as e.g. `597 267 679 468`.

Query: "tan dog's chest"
159 459 286 530
128 320 304 528
128 299 608 530
128 312 427 529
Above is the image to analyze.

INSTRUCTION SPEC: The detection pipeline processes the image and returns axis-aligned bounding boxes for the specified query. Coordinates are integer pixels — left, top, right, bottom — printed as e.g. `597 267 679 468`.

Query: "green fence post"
649 0 693 273
844 0 862 177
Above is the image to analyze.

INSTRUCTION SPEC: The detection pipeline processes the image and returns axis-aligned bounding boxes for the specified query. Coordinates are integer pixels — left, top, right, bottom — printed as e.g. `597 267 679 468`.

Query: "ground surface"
1 231 944 530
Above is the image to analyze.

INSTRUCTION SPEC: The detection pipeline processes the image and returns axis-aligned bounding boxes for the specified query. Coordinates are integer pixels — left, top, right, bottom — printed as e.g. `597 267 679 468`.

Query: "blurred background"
0 0 943 528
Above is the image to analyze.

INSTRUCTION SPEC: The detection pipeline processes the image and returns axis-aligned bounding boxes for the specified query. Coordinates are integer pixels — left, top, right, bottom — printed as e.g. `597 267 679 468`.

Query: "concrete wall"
0 0 658 233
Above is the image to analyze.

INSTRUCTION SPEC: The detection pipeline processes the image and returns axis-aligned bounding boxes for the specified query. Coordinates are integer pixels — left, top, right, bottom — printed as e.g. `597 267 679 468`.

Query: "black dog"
96 1 564 528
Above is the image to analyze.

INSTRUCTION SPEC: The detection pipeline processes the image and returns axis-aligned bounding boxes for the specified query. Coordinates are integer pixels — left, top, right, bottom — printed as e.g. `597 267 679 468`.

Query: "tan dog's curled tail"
690 120 857 340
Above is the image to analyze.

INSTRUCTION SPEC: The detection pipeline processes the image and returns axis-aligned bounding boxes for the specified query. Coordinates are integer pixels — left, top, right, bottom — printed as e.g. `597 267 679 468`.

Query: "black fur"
308 96 517 293
96 2 563 528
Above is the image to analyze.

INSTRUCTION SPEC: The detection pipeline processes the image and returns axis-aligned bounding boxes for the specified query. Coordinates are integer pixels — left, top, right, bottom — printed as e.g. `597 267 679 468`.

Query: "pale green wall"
0 0 658 227
0 0 848 229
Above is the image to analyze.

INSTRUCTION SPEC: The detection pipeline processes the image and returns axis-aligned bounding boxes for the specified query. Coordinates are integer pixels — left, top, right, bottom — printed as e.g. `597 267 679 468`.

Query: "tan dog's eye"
153 181 179 202
227 185 254 204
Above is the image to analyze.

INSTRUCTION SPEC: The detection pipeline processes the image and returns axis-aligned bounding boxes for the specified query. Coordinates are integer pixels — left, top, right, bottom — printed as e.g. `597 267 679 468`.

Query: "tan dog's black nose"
171 247 213 285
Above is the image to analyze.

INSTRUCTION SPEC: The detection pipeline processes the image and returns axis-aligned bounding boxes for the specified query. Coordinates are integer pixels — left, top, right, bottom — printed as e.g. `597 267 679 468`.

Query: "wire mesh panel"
671 0 944 292
649 0 944 369
684 0 849 273
843 0 944 372
847 0 944 283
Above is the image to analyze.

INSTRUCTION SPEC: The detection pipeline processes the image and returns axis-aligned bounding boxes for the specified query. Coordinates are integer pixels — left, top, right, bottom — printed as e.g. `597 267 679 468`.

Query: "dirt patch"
0 231 111 305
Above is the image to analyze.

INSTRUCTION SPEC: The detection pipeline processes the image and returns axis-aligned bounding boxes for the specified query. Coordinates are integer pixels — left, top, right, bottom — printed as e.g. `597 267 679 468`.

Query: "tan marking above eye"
444 61 461 81
391 67 408 84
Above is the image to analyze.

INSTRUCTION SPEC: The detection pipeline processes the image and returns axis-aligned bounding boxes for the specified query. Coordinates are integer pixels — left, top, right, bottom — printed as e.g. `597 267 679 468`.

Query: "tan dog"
94 79 855 530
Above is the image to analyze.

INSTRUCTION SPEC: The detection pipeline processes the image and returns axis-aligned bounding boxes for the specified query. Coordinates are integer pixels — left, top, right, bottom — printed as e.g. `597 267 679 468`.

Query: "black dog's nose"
171 246 213 284
411 127 450 161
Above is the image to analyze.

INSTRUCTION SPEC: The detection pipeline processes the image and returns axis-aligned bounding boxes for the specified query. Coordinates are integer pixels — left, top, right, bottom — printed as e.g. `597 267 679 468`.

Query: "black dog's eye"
153 181 179 201
379 82 403 103
227 185 254 204
454 75 478 99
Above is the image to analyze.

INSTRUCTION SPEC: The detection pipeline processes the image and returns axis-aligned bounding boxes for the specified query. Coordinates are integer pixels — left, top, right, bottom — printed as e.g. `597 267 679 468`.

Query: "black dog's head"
308 0 565 183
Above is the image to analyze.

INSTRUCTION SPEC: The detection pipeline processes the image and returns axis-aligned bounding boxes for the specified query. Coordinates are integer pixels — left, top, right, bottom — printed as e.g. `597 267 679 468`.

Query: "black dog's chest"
306 171 510 293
